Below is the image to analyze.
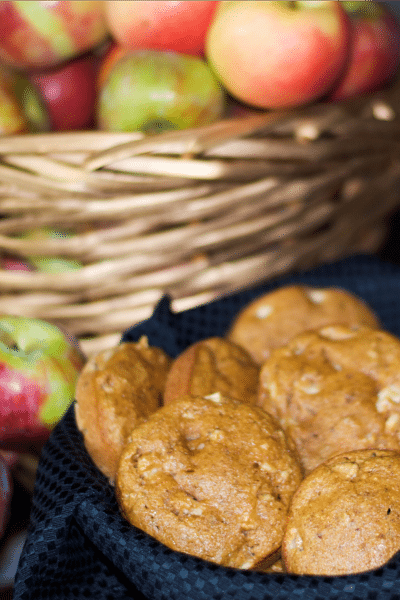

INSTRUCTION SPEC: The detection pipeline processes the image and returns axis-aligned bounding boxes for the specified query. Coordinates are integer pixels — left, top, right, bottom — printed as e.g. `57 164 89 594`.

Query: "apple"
0 1 109 70
0 68 28 135
0 256 32 271
104 1 218 56
96 42 128 91
0 315 85 451
205 1 351 109
0 454 12 540
29 53 98 131
0 66 50 135
20 228 83 274
97 48 226 133
330 2 400 101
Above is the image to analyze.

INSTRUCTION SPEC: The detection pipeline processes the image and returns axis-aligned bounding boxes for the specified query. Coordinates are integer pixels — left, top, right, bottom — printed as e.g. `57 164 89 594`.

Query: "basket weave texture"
1 85 400 357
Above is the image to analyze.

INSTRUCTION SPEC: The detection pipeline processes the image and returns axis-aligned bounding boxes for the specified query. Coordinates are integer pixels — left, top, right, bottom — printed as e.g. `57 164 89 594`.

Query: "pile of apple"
0 0 399 136
0 0 399 272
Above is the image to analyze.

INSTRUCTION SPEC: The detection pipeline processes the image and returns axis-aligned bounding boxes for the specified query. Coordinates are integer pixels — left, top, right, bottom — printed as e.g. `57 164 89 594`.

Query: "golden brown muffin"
258 325 400 473
163 336 259 405
282 449 400 576
74 336 171 483
227 285 380 364
116 393 302 569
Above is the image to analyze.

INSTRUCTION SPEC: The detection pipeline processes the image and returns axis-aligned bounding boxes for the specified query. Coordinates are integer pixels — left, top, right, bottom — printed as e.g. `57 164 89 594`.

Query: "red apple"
0 256 32 271
330 2 400 101
205 1 351 109
0 1 109 70
97 48 226 133
104 1 218 56
29 54 98 131
0 66 50 135
0 316 85 452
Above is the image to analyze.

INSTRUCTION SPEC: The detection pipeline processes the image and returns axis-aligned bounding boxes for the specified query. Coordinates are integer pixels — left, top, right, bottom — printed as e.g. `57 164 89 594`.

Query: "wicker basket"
1 84 400 357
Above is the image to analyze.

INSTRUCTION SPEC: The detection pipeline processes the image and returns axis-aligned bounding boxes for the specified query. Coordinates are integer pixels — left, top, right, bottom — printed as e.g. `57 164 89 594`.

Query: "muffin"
228 285 380 364
163 336 259 405
257 325 400 473
116 392 302 569
282 449 400 575
75 336 171 483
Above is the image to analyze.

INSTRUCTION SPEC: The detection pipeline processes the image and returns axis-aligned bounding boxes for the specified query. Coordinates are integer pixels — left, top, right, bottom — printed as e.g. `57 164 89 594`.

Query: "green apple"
0 66 50 135
0 0 109 70
21 228 82 274
97 48 226 133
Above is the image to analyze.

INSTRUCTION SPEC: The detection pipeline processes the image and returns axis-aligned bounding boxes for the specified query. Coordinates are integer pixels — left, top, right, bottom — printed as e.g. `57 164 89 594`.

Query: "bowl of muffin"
71 277 400 577
14 256 400 600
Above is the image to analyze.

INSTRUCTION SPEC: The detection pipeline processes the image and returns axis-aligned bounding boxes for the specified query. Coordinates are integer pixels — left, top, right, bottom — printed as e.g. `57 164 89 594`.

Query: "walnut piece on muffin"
116 393 302 569
75 336 171 483
282 449 400 576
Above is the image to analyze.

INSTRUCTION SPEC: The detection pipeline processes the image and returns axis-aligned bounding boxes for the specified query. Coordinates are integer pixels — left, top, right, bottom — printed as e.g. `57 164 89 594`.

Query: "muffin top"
228 285 379 364
163 336 259 405
258 325 400 472
116 392 302 569
282 449 400 576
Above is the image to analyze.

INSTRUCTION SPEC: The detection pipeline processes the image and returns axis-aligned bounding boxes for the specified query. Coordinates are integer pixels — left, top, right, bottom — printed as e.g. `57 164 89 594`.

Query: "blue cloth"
13 255 400 599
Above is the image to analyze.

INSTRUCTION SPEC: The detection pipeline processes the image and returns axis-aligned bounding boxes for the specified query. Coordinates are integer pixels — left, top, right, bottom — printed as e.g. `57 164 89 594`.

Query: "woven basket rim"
0 84 399 356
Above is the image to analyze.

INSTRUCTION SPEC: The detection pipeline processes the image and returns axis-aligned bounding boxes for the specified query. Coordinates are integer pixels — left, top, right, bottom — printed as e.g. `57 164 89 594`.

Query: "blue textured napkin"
13 255 400 600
